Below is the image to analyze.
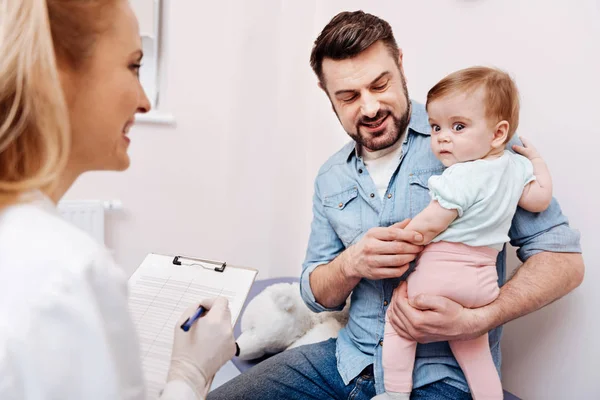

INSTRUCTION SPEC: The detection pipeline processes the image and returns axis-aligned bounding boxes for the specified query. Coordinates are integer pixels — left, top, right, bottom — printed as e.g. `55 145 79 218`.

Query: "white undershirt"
361 134 405 199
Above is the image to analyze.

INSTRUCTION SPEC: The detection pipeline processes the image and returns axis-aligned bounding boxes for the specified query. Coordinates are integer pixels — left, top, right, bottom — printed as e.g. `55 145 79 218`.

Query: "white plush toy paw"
236 282 349 360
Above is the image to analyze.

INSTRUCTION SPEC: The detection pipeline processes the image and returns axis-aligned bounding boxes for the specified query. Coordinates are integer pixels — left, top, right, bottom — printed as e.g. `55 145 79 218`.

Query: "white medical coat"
0 193 198 399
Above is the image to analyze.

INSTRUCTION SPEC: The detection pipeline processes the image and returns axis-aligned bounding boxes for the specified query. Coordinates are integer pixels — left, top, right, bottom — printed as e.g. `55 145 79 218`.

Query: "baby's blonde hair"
0 0 116 208
426 66 520 143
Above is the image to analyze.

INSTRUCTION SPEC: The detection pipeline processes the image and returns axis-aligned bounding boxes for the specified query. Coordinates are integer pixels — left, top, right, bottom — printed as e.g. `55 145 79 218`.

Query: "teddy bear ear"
270 284 296 313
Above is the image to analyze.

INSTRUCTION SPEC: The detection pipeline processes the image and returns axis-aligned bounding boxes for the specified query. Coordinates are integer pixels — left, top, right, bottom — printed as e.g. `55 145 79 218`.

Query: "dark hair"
310 11 400 83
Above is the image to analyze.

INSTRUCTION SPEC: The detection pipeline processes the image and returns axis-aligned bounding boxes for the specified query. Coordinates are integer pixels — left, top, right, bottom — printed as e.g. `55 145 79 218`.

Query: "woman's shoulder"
0 202 123 326
0 200 103 261
0 202 132 397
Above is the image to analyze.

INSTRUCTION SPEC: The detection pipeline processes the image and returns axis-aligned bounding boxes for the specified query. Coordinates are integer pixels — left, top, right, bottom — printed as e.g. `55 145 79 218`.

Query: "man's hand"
387 282 488 342
341 219 424 280
309 219 423 309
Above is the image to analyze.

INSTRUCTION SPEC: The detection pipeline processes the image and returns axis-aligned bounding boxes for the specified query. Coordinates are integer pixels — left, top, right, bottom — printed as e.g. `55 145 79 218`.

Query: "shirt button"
383 300 388 306
387 193 392 199
370 193 375 198
379 339 384 347
338 202 343 208
358 168 363 174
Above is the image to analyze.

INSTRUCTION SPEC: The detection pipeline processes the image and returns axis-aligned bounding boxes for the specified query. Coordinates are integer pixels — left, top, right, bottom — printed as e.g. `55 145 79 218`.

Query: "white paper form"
128 253 257 399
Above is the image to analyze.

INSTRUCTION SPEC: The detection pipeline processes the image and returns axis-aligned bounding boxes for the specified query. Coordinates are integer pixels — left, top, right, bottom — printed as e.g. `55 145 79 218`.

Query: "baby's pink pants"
383 241 502 400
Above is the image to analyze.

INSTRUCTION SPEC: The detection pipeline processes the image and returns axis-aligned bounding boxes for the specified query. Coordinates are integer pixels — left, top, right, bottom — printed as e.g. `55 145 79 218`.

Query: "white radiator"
57 200 122 244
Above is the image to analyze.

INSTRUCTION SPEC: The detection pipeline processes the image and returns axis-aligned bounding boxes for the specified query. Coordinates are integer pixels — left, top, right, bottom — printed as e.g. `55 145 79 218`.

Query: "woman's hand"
167 297 236 398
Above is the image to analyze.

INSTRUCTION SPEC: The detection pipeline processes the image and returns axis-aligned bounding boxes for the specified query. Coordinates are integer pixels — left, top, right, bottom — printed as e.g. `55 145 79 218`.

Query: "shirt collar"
407 99 431 136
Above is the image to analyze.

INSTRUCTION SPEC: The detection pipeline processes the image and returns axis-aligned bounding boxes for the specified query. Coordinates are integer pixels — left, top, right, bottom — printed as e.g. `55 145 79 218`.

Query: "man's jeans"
208 339 472 400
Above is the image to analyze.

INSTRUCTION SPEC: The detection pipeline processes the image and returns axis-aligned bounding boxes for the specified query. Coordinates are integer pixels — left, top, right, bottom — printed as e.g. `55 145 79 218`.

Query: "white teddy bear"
236 282 350 360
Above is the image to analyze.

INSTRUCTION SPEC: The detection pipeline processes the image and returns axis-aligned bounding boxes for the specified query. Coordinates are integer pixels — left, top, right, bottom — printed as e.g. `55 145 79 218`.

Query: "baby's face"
427 87 498 167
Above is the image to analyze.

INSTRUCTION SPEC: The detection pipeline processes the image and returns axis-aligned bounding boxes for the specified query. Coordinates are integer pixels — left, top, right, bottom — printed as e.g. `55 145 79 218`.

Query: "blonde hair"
0 0 116 209
426 66 520 142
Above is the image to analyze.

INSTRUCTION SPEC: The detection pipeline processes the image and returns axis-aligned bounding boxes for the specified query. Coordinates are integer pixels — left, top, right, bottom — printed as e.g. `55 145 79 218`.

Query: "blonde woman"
0 1 235 399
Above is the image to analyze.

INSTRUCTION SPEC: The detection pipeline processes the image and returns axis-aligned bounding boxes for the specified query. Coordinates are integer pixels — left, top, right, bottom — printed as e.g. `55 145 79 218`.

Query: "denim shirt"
300 100 581 394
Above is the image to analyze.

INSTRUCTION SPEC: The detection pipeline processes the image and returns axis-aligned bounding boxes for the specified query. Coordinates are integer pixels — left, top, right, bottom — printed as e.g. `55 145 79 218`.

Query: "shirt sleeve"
427 163 478 217
509 197 581 261
0 249 146 399
300 179 347 313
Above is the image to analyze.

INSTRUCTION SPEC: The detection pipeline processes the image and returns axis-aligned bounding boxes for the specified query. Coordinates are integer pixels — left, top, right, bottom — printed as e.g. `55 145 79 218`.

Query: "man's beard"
350 83 411 152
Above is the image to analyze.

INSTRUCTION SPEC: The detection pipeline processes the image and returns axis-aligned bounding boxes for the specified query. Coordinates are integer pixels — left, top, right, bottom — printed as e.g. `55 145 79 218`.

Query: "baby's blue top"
430 151 535 250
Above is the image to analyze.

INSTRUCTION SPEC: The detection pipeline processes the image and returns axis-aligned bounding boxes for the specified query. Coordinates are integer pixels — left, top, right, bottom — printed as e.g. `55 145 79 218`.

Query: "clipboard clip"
173 255 227 272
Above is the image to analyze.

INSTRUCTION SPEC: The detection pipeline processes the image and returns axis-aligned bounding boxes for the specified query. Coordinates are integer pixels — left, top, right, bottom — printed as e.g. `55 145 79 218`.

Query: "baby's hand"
512 136 542 160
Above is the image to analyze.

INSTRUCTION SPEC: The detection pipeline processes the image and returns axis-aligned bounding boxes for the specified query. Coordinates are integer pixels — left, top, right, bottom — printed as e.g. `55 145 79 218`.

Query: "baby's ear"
492 120 509 148
270 284 297 313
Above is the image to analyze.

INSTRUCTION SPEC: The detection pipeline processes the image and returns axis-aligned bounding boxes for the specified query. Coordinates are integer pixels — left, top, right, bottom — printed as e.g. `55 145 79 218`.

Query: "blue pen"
180 306 205 332
179 304 242 356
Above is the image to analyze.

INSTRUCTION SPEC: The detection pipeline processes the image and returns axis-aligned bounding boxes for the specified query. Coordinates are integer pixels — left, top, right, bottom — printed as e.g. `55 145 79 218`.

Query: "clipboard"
172 254 227 272
128 253 258 398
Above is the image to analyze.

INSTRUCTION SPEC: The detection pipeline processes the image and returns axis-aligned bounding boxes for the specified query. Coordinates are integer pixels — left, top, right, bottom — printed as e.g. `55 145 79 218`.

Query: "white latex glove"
167 297 236 398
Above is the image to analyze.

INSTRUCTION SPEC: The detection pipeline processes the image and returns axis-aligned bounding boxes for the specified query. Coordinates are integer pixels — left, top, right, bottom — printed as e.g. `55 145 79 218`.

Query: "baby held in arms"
375 66 552 400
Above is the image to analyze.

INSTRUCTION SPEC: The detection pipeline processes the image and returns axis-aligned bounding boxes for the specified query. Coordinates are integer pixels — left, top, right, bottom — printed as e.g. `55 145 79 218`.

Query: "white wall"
65 0 600 398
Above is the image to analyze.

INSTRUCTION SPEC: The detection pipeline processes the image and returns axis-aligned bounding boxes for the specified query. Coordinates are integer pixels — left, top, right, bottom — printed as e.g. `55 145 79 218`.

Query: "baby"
373 66 552 400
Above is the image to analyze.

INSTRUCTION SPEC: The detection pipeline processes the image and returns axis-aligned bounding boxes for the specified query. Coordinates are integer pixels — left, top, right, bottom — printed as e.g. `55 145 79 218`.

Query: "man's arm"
388 196 583 343
301 181 424 311
475 251 583 335
389 251 583 342
308 248 360 311
310 219 424 309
